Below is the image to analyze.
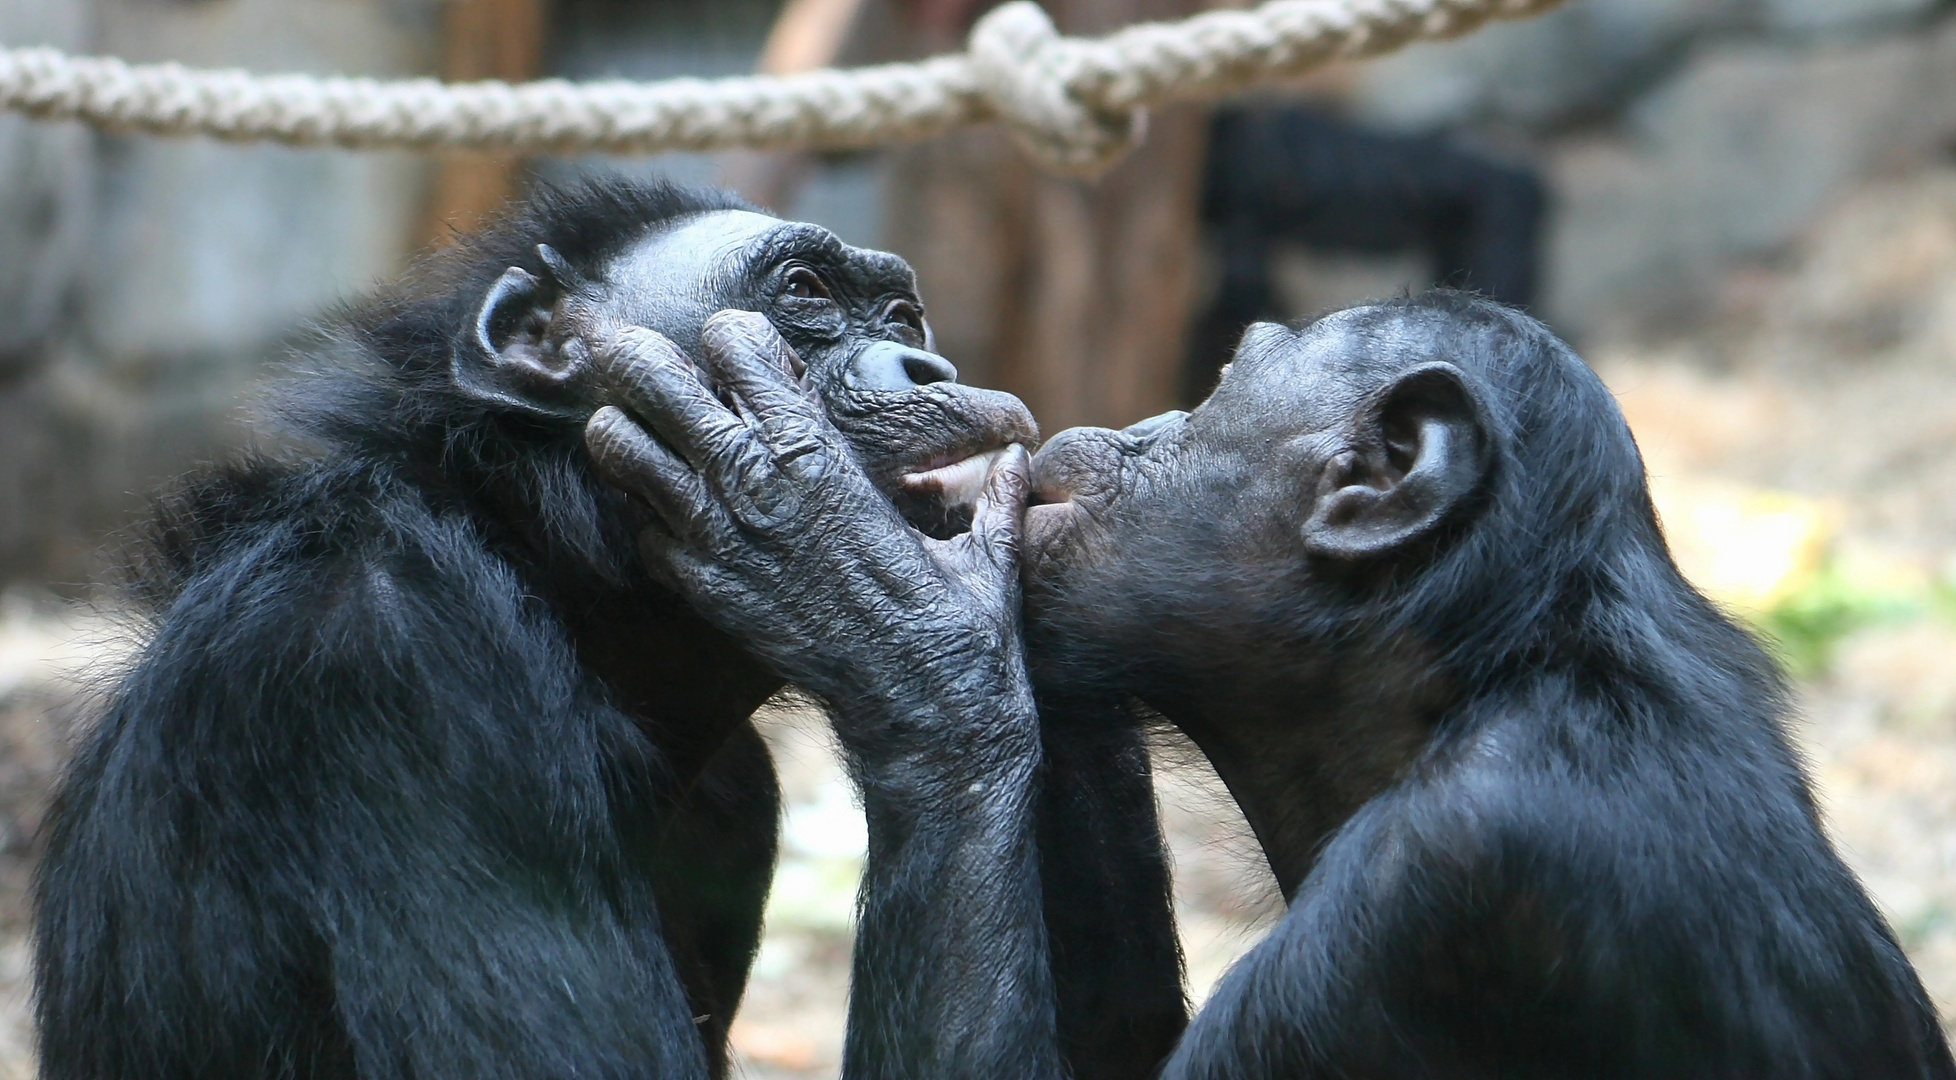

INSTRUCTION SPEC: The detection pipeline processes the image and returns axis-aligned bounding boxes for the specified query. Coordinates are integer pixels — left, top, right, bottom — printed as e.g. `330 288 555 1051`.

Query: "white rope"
0 0 1564 176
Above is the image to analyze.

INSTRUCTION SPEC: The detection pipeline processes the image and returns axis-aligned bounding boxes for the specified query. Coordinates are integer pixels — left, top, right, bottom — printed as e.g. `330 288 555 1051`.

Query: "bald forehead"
1205 311 1392 422
602 209 915 299
603 209 784 294
1297 306 1400 356
1290 306 1461 379
1306 305 1459 354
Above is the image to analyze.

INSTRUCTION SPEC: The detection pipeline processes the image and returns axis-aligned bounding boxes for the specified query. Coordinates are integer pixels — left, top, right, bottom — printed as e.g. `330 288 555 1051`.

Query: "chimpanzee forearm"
842 690 1186 1080
1036 700 1188 1080
828 662 1066 1080
586 314 1079 1080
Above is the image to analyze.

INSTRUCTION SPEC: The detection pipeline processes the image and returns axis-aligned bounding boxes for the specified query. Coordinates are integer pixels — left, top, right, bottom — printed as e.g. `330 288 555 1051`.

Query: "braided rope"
0 0 1564 175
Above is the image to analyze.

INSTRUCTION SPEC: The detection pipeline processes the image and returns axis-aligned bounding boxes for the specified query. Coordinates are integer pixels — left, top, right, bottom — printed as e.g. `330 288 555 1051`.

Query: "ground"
2 169 1956 1077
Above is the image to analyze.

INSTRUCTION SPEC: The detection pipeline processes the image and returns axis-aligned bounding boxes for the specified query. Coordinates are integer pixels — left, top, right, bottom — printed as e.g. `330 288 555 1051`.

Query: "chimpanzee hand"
582 310 1034 767
586 311 1061 1080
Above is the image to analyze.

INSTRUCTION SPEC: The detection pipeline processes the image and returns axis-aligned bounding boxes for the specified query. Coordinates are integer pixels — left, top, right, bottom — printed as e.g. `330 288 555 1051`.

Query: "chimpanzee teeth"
899 448 1007 508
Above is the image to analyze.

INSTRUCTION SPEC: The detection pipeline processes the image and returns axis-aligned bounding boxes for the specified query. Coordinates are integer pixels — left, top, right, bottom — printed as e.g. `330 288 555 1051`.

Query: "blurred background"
2 0 1956 1075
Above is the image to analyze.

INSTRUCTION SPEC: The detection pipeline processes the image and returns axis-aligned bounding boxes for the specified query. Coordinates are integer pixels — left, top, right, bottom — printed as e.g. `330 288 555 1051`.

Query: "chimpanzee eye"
783 266 832 301
883 299 926 341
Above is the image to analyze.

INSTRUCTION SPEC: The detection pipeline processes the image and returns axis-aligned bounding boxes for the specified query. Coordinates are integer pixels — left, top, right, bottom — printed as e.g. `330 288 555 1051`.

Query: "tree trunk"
882 0 1211 432
422 0 547 243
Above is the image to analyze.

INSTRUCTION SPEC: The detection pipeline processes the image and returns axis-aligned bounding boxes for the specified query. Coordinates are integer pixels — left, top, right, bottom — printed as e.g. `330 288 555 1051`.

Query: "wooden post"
421 0 547 244
882 0 1215 431
757 0 866 74
722 0 871 210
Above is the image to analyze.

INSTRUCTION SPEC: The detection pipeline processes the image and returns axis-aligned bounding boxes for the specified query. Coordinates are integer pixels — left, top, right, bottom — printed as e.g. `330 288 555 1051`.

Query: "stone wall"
0 0 437 584
1344 0 1956 338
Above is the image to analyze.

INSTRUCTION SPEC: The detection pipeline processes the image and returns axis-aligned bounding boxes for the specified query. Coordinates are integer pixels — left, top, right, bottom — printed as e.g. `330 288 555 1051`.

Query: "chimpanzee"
1023 291 1956 1077
610 290 1955 1079
31 177 1187 1080
1187 105 1546 400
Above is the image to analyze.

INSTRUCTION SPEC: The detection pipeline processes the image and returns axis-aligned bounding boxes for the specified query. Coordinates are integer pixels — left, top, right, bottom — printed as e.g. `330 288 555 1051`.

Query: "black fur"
35 180 799 1080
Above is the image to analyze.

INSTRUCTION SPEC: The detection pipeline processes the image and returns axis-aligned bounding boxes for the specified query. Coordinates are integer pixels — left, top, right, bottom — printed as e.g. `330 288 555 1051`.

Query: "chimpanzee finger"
589 325 750 471
584 406 724 540
635 525 718 602
630 518 685 594
699 311 820 439
967 443 1030 574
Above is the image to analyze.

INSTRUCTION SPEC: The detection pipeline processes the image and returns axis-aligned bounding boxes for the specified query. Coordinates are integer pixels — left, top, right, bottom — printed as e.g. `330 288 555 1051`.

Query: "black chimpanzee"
1023 291 1956 1077
608 290 1955 1079
32 178 1189 1080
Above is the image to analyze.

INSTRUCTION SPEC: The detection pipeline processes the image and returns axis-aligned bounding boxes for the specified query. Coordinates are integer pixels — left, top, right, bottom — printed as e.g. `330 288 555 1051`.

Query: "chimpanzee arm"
1154 798 1413 1080
644 721 783 1077
34 497 717 1080
831 631 1057 1080
583 313 1183 1080
1036 699 1189 1080
585 311 1066 1080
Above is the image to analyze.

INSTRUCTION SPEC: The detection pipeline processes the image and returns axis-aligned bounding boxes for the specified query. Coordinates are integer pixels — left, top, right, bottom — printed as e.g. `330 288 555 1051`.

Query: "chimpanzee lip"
1021 501 1077 558
898 446 1009 508
1026 447 1080 506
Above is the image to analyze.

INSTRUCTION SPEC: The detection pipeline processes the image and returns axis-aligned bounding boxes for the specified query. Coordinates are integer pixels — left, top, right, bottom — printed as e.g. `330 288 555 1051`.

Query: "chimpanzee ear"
459 244 590 417
1302 362 1490 560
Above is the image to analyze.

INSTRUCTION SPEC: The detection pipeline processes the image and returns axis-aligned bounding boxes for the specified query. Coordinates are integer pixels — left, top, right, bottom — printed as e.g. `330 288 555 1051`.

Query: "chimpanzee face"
472 209 1038 537
1022 306 1491 685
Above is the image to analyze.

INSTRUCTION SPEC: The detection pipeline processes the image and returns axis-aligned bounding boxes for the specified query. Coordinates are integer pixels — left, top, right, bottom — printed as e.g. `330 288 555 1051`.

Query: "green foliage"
1752 562 1931 677
1896 901 1956 952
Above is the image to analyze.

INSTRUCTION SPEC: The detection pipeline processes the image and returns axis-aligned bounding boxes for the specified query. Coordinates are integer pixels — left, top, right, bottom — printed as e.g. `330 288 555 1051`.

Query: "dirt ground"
4 169 1956 1076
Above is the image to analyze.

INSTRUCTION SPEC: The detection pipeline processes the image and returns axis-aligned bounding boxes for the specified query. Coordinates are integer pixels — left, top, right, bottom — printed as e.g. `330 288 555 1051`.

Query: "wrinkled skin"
518 210 1036 539
586 311 1030 715
1021 293 1955 1078
574 222 1185 1078
585 312 1062 1080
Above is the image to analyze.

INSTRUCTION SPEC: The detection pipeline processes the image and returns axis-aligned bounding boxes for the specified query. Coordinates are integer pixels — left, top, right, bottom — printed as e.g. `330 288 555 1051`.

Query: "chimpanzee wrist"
820 639 1041 786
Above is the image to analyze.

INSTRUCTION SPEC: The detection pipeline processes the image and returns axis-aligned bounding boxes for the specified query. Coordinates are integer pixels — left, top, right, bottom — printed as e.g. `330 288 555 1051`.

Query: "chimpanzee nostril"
850 340 959 391
903 351 957 386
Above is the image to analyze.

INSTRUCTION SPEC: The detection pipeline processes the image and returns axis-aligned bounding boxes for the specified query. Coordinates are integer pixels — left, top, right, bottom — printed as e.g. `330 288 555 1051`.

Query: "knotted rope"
0 0 1563 176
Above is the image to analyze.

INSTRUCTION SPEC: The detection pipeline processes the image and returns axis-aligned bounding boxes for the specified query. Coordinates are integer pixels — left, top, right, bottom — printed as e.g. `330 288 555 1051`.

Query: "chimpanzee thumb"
969 444 1031 574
